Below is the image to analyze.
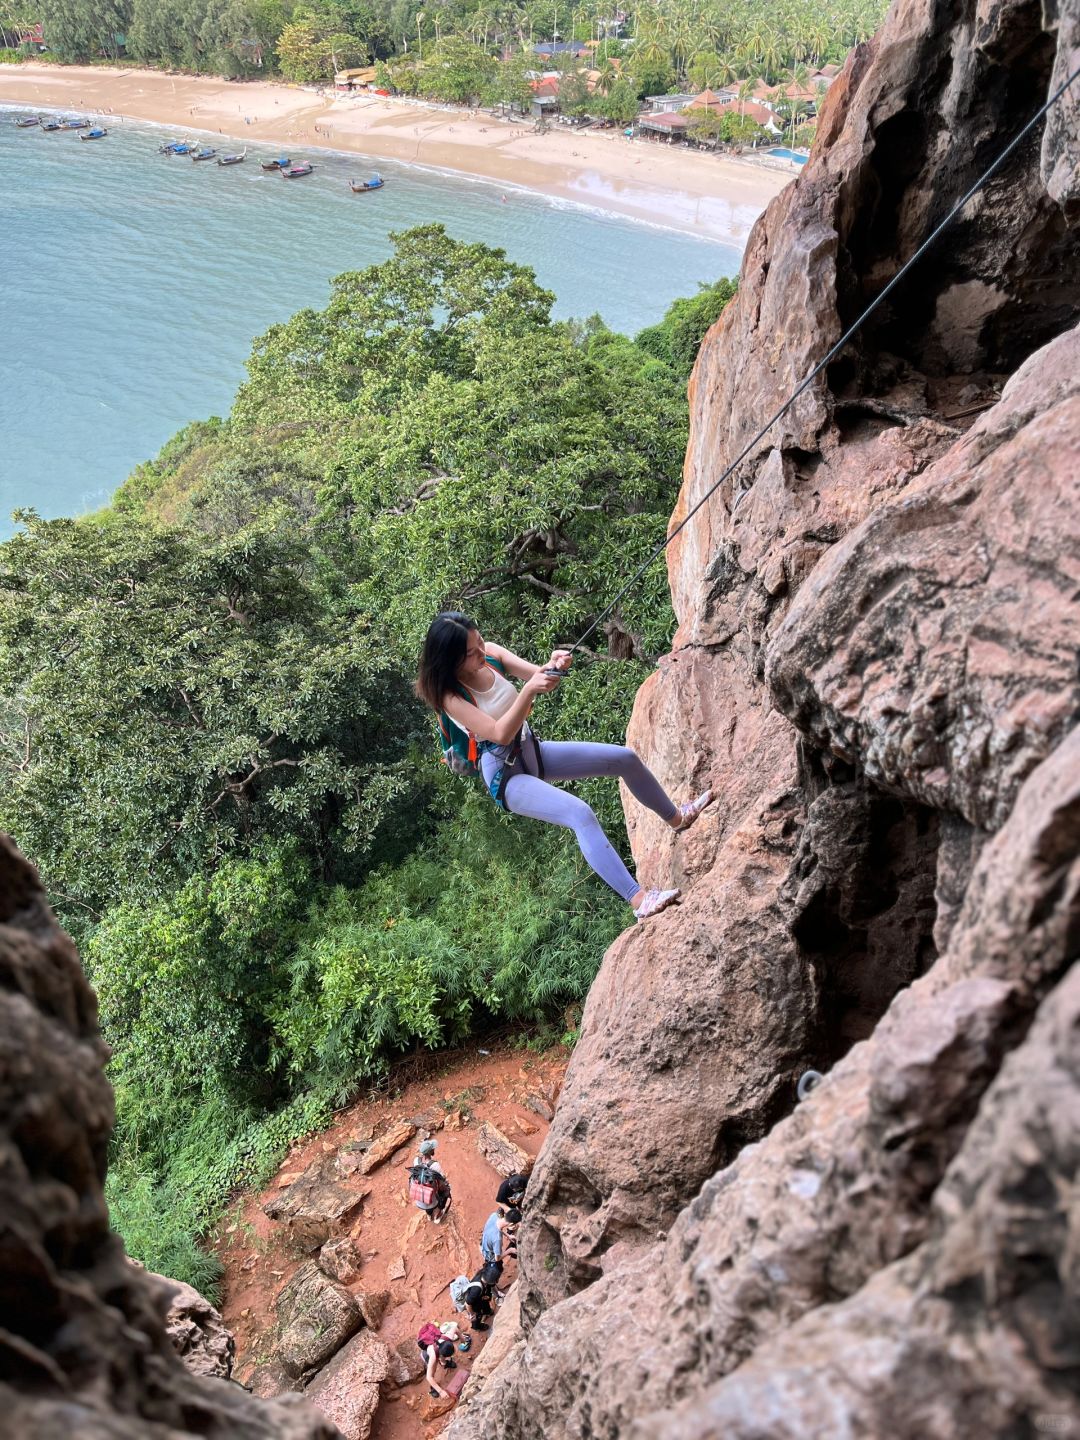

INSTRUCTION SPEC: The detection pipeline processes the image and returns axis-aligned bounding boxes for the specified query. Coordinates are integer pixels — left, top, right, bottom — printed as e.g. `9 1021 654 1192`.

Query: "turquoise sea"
0 106 741 536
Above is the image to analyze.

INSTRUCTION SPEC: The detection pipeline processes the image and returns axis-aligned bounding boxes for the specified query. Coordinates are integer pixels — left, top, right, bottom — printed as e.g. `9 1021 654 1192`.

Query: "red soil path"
212 1041 569 1440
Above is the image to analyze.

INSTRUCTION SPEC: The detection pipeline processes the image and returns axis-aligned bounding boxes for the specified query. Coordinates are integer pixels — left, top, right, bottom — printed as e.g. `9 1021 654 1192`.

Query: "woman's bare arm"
485 642 540 681
487 642 572 680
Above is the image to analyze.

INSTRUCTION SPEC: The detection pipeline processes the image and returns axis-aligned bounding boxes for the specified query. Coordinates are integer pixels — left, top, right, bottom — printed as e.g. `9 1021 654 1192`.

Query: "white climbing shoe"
675 789 714 831
633 887 680 922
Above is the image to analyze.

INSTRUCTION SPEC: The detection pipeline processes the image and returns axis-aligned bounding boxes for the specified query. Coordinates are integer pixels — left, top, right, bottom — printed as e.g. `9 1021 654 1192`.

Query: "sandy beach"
0 63 793 242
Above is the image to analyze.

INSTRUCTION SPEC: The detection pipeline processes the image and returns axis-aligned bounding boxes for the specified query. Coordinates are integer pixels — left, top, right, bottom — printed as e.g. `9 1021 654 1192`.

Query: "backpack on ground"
449 1274 473 1312
408 1163 440 1210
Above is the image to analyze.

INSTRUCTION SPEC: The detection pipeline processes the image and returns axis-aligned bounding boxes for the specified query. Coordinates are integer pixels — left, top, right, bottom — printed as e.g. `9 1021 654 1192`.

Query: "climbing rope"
562 63 1080 662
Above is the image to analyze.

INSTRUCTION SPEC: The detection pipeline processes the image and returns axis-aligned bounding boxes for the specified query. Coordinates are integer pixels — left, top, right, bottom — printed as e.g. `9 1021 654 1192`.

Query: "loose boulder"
275 1262 362 1378
305 1329 392 1440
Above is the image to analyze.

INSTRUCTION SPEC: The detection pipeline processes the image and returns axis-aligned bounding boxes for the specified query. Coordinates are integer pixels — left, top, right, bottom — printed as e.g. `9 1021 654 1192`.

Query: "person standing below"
481 1206 520 1267
460 1263 500 1331
495 1172 528 1213
406 1139 452 1223
415 613 713 922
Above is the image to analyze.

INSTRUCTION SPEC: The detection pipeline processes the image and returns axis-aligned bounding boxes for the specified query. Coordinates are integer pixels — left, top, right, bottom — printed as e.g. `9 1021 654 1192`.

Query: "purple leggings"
481 739 678 904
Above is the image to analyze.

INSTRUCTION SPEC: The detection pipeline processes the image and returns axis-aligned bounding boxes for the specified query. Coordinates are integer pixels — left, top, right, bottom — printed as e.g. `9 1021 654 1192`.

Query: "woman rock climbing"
415 612 712 921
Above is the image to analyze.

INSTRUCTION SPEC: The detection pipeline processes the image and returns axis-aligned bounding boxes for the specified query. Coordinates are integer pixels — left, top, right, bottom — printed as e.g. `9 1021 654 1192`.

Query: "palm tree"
758 29 783 81
595 59 617 95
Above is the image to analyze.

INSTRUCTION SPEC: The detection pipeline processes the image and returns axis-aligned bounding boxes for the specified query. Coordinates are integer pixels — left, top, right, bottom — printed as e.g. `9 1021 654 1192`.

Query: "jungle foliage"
0 227 735 1293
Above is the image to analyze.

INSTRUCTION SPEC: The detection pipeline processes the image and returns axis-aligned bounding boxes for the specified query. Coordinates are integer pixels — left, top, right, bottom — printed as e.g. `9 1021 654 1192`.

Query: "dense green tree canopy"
0 508 418 929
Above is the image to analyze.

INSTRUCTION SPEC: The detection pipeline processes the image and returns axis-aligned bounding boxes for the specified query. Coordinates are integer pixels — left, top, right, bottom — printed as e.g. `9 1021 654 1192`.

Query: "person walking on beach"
416 613 713 921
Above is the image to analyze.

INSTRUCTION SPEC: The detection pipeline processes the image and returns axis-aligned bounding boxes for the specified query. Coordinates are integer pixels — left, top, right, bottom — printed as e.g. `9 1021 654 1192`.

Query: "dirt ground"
211 1040 569 1439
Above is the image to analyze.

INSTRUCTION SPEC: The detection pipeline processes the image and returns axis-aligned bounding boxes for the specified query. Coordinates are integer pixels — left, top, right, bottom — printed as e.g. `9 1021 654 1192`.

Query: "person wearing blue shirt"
481 1206 520 1266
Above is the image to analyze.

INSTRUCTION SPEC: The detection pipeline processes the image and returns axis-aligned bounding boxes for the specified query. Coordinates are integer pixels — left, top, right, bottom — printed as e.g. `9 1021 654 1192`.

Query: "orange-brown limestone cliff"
447 0 1080 1433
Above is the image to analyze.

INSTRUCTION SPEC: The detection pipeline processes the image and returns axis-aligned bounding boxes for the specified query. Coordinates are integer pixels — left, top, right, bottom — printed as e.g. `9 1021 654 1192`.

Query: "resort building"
645 93 698 113
532 41 592 59
637 111 691 141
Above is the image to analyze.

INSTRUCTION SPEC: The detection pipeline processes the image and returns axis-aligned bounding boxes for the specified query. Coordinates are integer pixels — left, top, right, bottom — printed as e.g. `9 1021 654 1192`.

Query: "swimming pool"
768 147 808 163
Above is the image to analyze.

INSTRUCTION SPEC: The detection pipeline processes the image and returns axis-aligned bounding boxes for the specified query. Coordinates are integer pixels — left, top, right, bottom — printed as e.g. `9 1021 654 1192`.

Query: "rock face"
448 0 1080 1434
142 1268 236 1379
0 833 341 1440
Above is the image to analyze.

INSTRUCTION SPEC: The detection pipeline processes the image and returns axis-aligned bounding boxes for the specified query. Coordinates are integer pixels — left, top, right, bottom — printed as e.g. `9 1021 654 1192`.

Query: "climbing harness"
557 64 1080 662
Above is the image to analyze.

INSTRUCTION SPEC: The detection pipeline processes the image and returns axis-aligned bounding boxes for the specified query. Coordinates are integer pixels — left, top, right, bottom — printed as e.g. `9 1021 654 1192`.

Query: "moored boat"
15 116 40 128
261 156 291 170
60 118 90 129
280 162 314 178
350 173 385 191
191 147 217 161
217 148 247 165
42 119 63 132
79 128 108 141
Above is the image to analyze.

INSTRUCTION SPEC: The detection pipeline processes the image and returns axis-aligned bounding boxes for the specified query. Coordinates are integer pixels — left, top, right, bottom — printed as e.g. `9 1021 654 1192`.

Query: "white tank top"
466 665 518 721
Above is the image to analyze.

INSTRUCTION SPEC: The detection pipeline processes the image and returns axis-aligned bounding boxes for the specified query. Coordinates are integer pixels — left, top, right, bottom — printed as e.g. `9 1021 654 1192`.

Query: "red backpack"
417 1322 442 1349
408 1163 439 1209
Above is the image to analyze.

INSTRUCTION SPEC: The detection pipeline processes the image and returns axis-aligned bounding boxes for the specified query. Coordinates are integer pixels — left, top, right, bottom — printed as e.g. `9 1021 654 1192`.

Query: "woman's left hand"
546 649 573 673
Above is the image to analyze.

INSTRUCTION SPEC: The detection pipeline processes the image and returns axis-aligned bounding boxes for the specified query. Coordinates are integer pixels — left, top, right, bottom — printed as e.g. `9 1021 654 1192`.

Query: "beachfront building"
637 111 690 142
529 75 562 118
335 65 377 90
645 93 697 113
684 87 737 112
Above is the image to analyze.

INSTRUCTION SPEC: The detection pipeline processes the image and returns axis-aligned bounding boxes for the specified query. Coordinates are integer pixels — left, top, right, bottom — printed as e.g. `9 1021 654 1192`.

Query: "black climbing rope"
560 63 1080 662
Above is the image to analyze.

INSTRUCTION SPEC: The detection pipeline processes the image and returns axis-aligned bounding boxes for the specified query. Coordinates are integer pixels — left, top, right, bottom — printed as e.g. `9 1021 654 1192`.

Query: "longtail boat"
60 118 90 129
350 173 385 191
42 119 64 131
280 162 314 178
261 156 290 170
15 116 40 128
217 148 247 165
191 147 217 161
79 128 108 140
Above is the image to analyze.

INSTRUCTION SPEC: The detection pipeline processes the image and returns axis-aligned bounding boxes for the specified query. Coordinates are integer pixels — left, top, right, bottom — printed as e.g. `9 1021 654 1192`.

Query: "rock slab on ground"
264 1158 370 1252
274 1261 362 1378
305 1328 392 1440
475 1121 532 1179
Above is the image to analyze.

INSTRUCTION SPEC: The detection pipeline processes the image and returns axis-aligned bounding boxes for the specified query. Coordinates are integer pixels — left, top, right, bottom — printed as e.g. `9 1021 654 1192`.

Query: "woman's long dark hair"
415 611 478 710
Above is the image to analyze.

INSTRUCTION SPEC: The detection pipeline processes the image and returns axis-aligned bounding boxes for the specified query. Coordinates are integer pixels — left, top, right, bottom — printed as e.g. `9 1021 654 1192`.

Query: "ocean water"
0 107 742 534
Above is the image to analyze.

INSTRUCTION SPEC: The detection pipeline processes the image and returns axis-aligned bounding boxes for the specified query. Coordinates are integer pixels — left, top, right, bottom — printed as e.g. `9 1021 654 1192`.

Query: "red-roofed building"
637 111 690 140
